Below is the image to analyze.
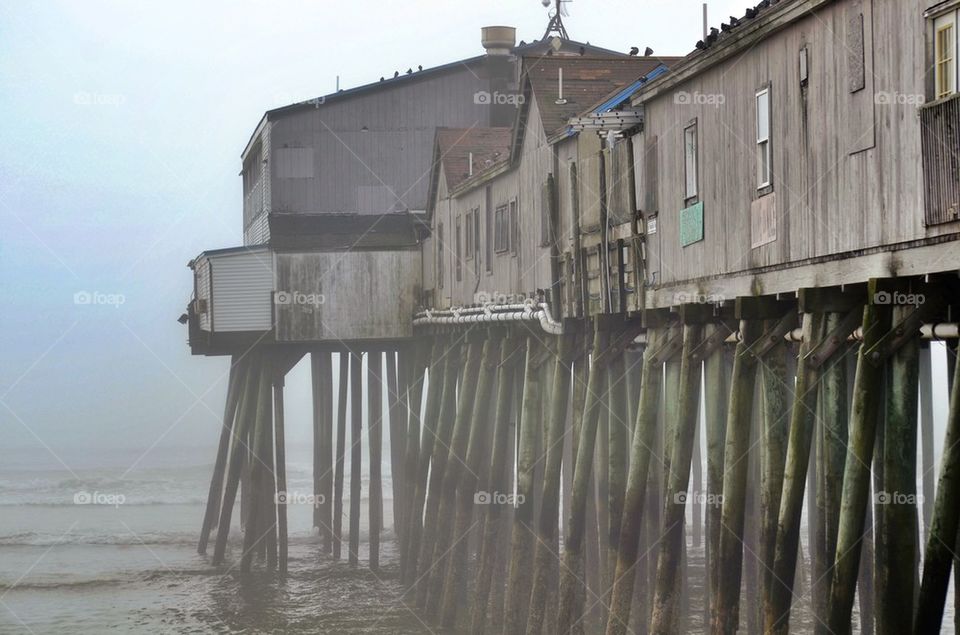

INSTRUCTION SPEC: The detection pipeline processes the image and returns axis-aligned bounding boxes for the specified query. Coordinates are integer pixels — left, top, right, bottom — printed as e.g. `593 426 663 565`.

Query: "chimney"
481 26 516 56
480 26 517 128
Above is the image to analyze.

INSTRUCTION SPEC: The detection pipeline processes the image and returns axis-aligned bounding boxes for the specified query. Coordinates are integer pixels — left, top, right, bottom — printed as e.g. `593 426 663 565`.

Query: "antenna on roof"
541 0 571 40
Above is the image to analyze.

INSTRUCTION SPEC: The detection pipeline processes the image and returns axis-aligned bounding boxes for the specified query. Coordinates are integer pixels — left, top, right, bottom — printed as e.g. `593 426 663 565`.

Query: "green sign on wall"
680 201 704 247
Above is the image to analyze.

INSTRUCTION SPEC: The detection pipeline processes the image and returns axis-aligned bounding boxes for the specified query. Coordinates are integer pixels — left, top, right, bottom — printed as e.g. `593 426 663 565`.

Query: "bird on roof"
394 71 399 78
644 47 654 56
380 77 384 82
629 46 639 56
406 68 412 74
696 40 707 50
579 46 585 55
418 65 423 71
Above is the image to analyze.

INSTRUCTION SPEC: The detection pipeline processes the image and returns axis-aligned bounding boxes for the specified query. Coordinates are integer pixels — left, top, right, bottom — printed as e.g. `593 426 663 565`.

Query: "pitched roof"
523 56 682 138
435 127 513 191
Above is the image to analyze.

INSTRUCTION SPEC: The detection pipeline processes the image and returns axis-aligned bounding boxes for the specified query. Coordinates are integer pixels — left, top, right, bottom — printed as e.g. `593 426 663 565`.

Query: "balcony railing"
921 92 960 226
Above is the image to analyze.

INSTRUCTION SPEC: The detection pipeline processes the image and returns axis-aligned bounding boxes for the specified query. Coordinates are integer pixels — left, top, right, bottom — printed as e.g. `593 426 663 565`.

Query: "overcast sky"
0 0 818 464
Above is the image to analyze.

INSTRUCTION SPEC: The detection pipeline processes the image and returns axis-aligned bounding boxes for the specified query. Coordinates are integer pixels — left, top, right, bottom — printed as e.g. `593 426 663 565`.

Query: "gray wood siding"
275 250 420 341
270 69 491 217
639 0 960 293
429 98 557 308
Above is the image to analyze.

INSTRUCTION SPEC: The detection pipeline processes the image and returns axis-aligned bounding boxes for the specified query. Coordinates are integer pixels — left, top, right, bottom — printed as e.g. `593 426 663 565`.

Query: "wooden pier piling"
368 350 383 571
649 310 705 634
349 351 363 566
199 355 246 555
333 352 348 560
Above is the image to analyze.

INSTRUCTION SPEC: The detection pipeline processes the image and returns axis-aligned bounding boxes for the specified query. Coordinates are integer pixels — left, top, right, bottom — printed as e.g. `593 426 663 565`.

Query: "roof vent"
481 26 516 55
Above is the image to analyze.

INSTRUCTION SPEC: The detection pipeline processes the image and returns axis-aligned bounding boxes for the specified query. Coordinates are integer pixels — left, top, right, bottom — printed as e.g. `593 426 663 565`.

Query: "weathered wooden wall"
634 0 960 306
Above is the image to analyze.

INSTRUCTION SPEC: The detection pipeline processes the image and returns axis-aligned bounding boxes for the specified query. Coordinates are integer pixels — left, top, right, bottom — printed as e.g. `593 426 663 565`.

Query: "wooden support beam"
713 318 762 634
557 324 609 633
649 319 705 633
241 356 273 573
606 349 630 599
758 328 792 623
876 303 920 634
525 334 575 634
470 335 521 634
368 350 383 571
915 332 960 632
387 351 405 551
704 329 732 623
504 336 546 632
812 314 850 634
273 373 288 574
424 337 483 616
440 334 502 627
403 338 453 586
416 338 475 609
918 345 935 544
199 355 246 555
766 308 827 633
825 295 893 632
332 353 348 561
348 351 363 566
212 355 261 566
605 329 661 635
399 343 427 578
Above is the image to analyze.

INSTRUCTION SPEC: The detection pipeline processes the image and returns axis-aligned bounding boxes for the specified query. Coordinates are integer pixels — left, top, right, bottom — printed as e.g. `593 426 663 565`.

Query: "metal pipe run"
412 301 563 335
727 323 959 343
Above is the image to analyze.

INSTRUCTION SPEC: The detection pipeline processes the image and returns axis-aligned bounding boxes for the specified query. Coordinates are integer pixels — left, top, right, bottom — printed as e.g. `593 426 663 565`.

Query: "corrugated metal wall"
209 249 274 332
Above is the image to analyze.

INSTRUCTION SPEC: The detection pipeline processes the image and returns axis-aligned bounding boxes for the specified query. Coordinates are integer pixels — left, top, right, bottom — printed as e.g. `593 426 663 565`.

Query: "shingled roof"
435 127 513 191
523 56 682 138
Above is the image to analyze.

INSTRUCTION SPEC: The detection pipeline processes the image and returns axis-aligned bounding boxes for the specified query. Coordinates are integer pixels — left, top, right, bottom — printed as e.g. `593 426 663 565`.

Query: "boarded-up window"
275 147 314 178
455 216 462 282
485 187 493 273
847 8 865 93
437 222 444 288
494 205 509 253
464 210 474 260
510 199 519 256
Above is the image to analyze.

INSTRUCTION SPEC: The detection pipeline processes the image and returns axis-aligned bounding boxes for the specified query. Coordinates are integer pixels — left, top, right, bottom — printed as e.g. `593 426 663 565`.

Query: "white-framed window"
509 198 519 256
756 87 772 190
935 11 957 98
683 121 698 201
455 215 462 282
494 204 509 253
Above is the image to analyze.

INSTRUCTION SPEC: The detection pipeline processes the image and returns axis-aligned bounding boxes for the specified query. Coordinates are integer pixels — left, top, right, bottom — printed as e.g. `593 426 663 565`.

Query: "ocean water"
0 447 427 634
1 446 953 634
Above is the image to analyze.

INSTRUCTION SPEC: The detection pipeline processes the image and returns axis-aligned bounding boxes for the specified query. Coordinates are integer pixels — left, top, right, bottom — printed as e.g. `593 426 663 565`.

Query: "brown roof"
435 127 513 190
523 56 680 137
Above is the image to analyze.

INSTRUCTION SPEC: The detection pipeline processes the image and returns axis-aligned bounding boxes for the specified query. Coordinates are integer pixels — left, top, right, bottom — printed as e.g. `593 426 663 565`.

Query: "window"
437 222 444 289
936 14 957 98
455 215 462 282
756 88 772 189
473 209 480 261
485 187 493 273
464 210 474 260
494 205 509 253
509 199 519 256
683 121 698 201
